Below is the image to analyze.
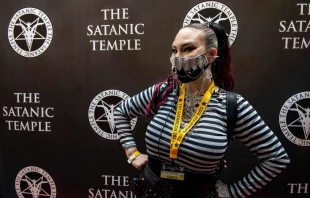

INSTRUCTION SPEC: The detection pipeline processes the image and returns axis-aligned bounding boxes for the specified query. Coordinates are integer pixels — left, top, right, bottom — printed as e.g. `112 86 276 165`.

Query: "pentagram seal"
15 166 56 198
183 1 238 46
88 89 137 140
8 8 53 58
279 91 310 146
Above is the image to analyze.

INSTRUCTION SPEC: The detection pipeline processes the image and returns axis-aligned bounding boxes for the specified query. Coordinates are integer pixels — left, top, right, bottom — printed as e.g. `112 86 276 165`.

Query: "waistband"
147 156 215 185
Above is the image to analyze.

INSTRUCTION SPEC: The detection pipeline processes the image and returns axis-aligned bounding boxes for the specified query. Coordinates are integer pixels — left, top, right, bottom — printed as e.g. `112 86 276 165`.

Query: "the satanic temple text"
87 8 144 51
3 93 54 132
279 3 310 49
88 175 137 198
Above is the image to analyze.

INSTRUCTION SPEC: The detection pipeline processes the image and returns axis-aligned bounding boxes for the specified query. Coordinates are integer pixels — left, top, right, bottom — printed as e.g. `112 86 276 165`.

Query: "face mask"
170 52 209 83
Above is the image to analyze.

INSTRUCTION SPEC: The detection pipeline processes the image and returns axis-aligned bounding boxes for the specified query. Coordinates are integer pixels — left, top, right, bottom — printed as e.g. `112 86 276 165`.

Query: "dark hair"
146 23 234 116
186 22 234 91
146 73 177 116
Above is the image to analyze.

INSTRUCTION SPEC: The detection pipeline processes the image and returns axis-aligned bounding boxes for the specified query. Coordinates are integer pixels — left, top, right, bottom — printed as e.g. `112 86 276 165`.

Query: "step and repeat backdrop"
0 0 309 197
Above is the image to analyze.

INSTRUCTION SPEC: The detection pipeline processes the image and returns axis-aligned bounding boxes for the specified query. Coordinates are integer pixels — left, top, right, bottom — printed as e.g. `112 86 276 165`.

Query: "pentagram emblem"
15 166 56 198
8 8 53 58
279 91 310 146
183 1 238 46
88 89 137 140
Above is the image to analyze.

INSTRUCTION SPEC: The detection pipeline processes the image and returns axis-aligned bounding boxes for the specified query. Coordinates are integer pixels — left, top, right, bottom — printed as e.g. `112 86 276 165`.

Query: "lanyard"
169 80 215 159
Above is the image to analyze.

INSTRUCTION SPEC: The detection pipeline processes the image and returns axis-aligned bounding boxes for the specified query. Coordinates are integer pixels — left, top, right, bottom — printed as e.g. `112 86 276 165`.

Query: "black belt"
141 161 215 198
147 156 214 185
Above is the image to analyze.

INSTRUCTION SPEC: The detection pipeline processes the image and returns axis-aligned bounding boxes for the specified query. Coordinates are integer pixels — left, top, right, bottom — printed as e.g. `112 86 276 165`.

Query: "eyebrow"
172 42 199 48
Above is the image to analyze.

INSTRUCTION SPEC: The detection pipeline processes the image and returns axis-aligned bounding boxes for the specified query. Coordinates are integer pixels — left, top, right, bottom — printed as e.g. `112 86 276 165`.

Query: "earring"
172 67 178 80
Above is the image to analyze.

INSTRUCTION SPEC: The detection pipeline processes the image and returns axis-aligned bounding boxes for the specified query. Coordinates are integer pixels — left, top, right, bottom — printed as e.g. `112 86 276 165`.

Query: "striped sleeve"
228 95 290 198
114 85 156 149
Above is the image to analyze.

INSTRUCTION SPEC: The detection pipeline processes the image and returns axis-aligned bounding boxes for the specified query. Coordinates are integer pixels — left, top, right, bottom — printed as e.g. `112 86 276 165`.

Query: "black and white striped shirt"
114 83 290 198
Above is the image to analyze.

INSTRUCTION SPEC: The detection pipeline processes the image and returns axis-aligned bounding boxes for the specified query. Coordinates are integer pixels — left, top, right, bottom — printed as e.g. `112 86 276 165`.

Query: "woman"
114 22 290 198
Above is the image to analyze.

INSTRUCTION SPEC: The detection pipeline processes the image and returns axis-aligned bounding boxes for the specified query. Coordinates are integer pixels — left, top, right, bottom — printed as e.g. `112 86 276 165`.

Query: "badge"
160 163 185 181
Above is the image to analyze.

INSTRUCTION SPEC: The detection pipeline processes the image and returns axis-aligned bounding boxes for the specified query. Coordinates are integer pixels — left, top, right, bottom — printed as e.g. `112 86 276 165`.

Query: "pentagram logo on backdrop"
183 1 238 46
8 8 53 58
88 90 137 140
279 91 310 146
15 166 56 198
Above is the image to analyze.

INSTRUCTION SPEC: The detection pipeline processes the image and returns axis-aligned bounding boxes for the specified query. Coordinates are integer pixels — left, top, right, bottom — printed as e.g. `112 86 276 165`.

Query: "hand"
215 180 231 198
131 154 148 171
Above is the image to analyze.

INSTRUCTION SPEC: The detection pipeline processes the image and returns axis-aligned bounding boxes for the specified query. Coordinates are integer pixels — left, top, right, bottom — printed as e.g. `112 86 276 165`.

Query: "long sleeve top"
114 83 290 198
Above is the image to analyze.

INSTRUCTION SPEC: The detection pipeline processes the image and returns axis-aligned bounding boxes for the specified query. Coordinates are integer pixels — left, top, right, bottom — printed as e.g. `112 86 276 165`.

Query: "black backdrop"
0 0 310 198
